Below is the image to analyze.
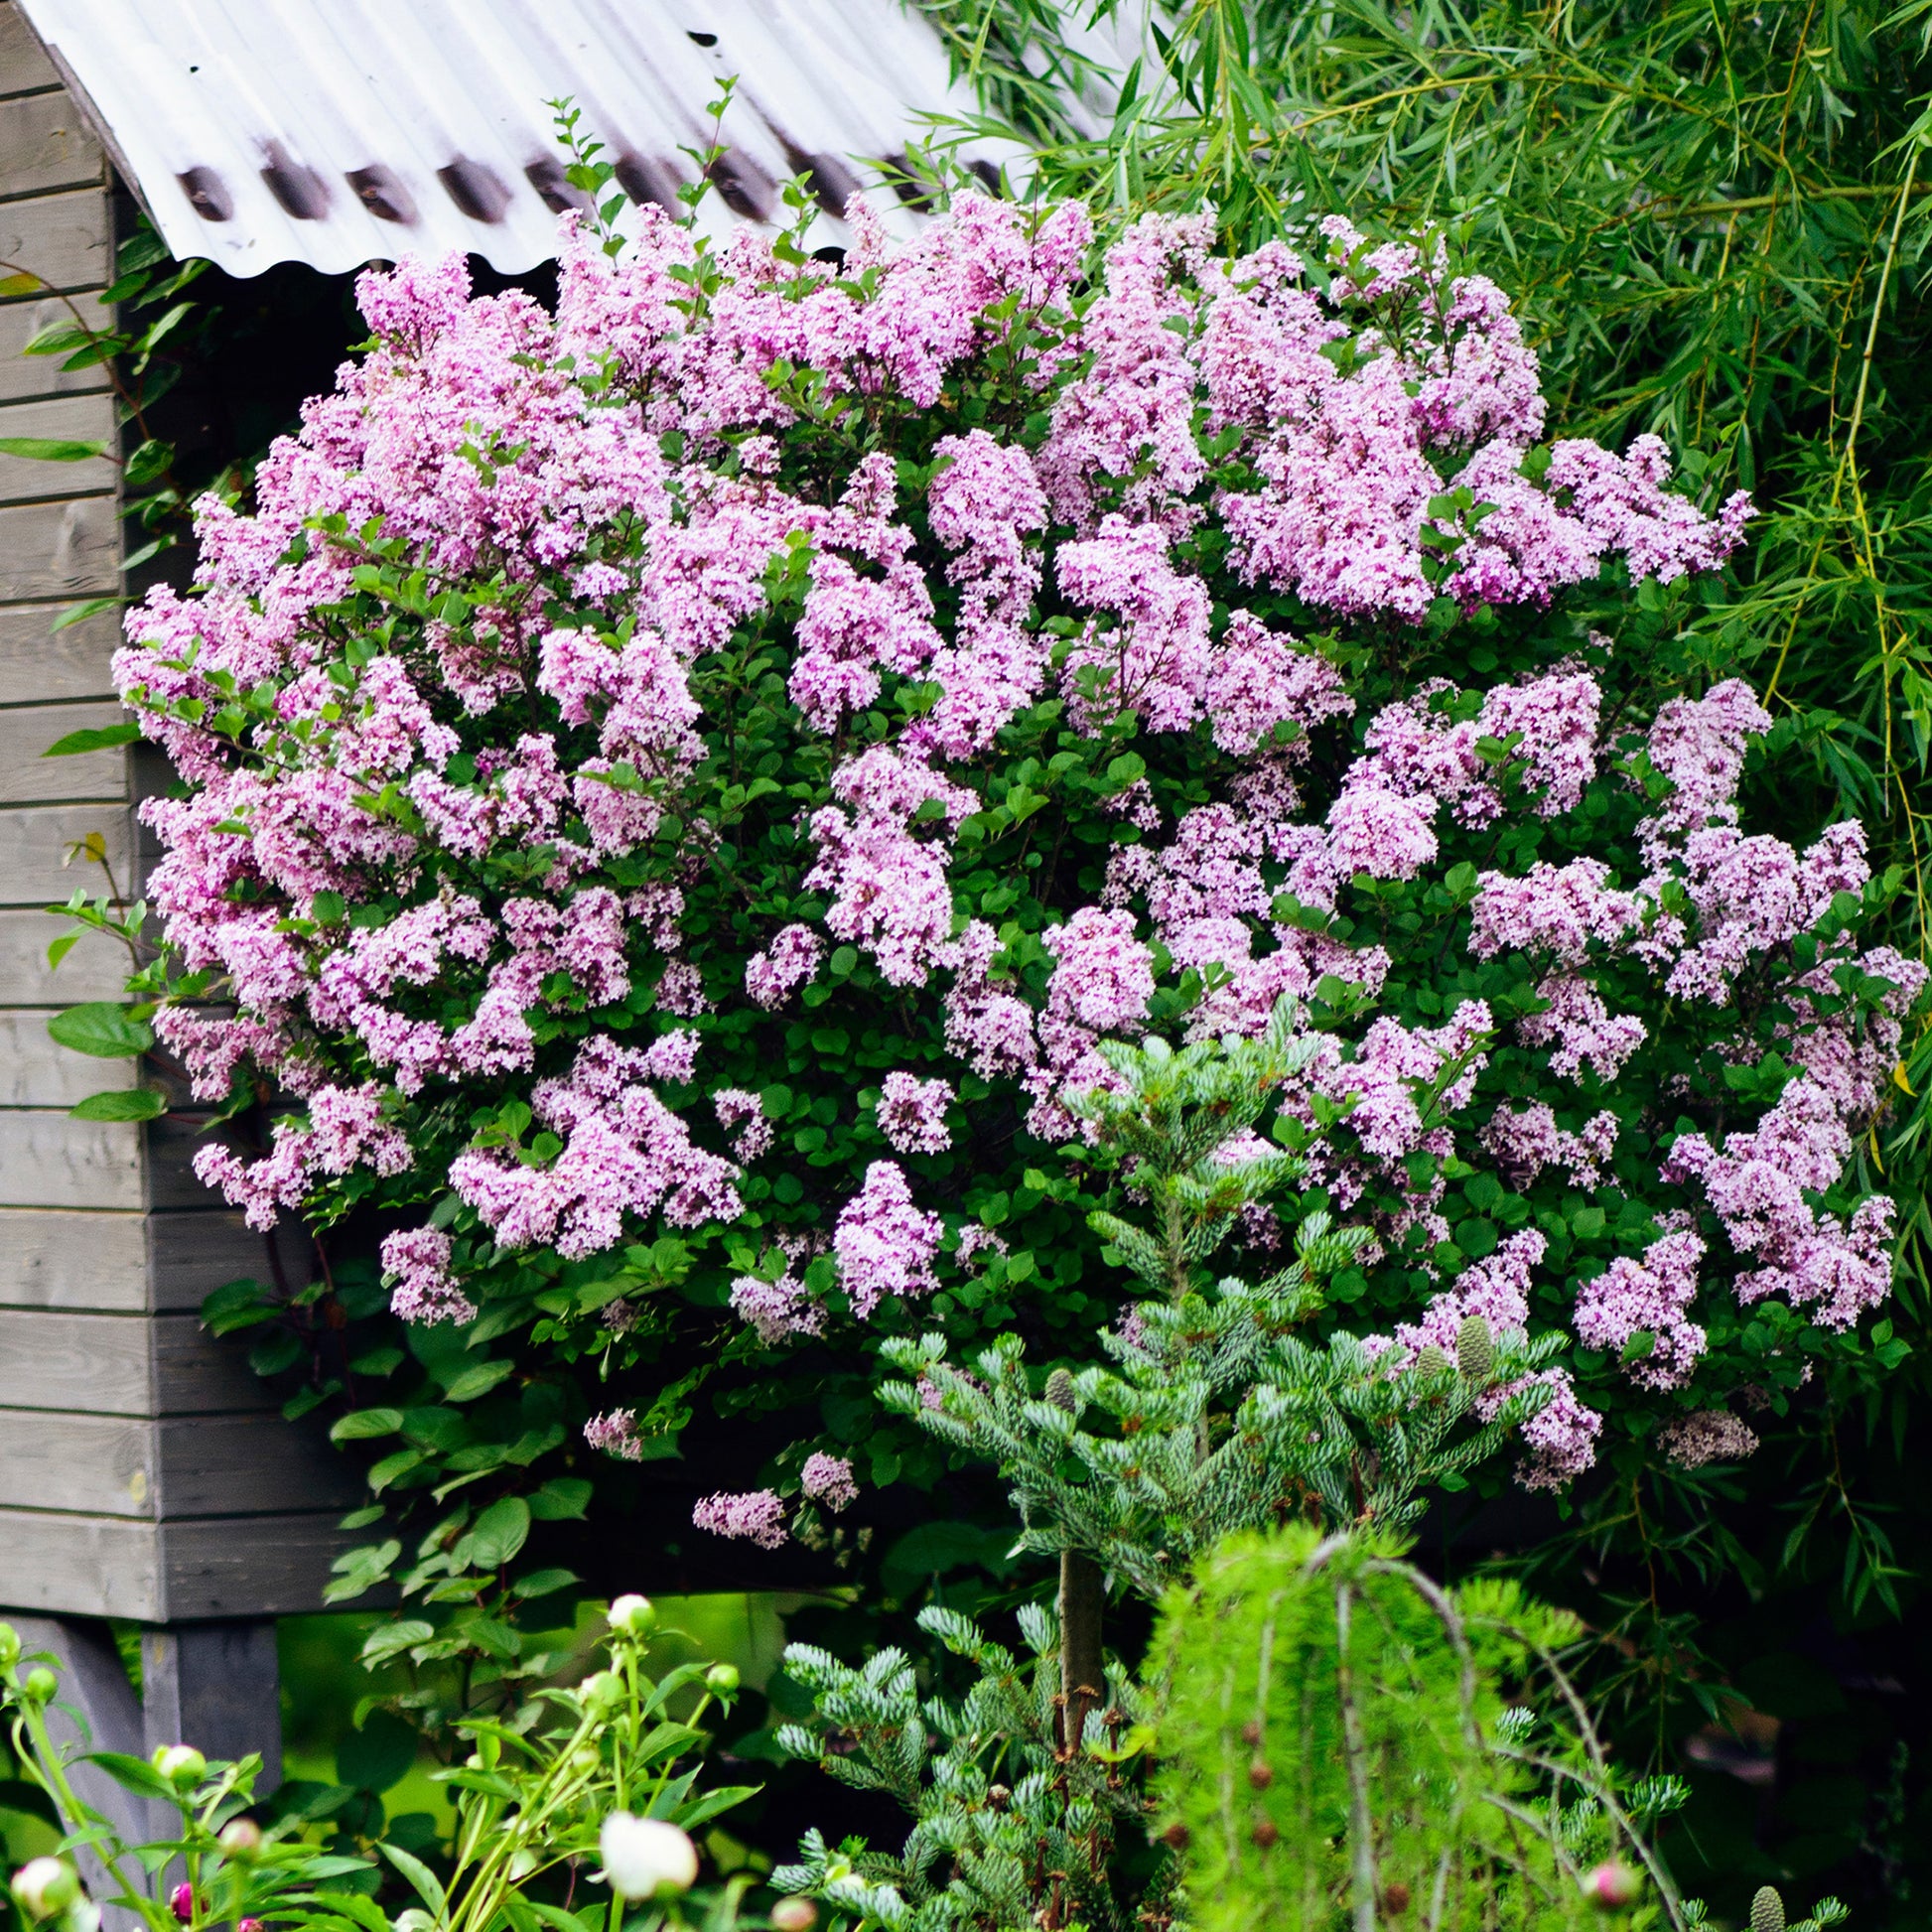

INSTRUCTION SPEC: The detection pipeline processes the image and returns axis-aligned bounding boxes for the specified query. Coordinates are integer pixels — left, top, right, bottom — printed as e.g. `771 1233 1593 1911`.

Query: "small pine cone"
1239 1719 1263 1745
1045 1368 1077 1414
1158 1821 1190 1851
1455 1313 1495 1384
1750 1887 1786 1932
1251 1818 1280 1850
1413 1344 1451 1377
1380 1882 1411 1915
1247 1757 1273 1790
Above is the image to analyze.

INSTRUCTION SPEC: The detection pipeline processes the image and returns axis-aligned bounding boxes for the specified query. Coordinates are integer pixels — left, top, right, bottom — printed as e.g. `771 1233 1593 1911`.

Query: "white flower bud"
151 1744 207 1787
11 1859 79 1920
599 1814 698 1899
607 1594 655 1637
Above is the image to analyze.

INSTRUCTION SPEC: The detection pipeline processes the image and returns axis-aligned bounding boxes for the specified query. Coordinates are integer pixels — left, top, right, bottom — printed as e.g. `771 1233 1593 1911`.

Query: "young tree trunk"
1059 1547 1106 1752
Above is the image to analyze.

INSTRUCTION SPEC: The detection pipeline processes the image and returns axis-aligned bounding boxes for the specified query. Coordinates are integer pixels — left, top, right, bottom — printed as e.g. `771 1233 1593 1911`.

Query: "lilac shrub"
104 195 1920 1584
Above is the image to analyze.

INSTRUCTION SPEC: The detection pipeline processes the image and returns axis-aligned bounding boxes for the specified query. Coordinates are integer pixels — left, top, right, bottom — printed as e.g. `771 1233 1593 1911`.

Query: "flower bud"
599 1813 698 1899
1582 1862 1641 1910
152 1745 207 1788
21 1667 57 1704
0 1623 20 1669
11 1860 79 1920
238 1920 264 1932
394 1912 436 1932
704 1663 740 1695
1044 1368 1076 1415
1750 1887 1787 1932
769 1901 817 1932
607 1594 655 1638
217 1819 263 1862
169 1881 195 1923
579 1670 623 1714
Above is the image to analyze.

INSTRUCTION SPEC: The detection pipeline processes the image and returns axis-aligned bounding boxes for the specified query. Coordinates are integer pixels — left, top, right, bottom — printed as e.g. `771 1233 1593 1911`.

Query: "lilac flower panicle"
799 1451 858 1512
692 1488 788 1549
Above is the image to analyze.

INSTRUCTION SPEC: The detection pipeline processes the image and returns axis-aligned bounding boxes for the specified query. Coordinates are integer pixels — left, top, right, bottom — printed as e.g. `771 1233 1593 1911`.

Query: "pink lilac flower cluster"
799 1451 858 1512
876 1072 954 1154
691 1489 788 1549
1657 1409 1760 1469
108 191 1915 1533
583 1409 644 1460
379 1228 475 1325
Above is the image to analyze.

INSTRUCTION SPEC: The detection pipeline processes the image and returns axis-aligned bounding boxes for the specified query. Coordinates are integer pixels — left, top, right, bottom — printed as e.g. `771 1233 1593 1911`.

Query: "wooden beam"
0 702 127 802
0 186 112 297
0 87 101 200
162 1513 370 1620
0 1 60 96
0 294 111 405
0 492 119 601
0 392 116 504
0 1205 147 1309
0 1007 133 1104
0 1107 142 1208
0 909 127 1001
140 1623 282 1792
0 1309 277 1415
0 1508 162 1617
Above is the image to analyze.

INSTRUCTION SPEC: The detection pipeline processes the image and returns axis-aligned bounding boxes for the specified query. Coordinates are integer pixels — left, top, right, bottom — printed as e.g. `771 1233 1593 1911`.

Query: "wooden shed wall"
0 0 356 1622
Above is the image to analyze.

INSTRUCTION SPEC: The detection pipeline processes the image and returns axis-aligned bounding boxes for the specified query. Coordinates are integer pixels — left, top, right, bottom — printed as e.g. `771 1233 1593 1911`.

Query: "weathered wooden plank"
151 1211 312 1313
0 1407 151 1514
0 492 118 601
0 1409 352 1520
0 1106 140 1208
0 1307 276 1413
151 1311 278 1413
0 800 131 906
162 1512 368 1620
0 908 130 1002
0 188 110 297
0 393 114 503
0 1008 132 1104
0 1508 162 1618
0 3 60 97
0 702 125 803
146 1113 234 1211
0 1205 147 1309
158 1413 361 1517
0 601 119 700
0 295 110 405
0 1305 148 1408
0 90 101 200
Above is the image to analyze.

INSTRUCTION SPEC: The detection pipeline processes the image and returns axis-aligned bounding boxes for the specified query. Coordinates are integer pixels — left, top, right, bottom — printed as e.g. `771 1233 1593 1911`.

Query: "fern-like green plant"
1152 1525 1691 1932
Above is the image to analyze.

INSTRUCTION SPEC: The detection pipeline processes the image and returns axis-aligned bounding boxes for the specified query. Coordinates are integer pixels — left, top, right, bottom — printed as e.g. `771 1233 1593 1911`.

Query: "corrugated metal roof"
14 0 1030 277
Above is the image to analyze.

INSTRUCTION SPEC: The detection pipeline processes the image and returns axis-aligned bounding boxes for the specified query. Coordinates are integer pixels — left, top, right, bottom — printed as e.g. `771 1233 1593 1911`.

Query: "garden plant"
12 42 1927 1930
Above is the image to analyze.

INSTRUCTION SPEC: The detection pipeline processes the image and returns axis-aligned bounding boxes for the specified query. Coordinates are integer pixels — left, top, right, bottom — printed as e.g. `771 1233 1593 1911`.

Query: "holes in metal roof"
615 154 683 215
177 166 232 221
885 152 935 212
345 166 416 223
260 143 329 219
525 158 590 216
687 31 719 46
438 157 511 222
780 141 859 218
706 148 774 221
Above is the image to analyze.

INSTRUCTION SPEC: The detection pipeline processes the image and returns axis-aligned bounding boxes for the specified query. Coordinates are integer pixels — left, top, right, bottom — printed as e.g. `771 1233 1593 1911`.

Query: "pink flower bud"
1582 1863 1641 1910
169 1881 195 1923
